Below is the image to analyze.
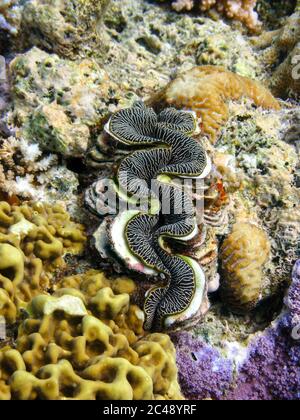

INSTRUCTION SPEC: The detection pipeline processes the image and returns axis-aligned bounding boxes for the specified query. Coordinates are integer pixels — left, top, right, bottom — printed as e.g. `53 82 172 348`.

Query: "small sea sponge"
148 66 280 143
220 222 270 314
0 201 86 323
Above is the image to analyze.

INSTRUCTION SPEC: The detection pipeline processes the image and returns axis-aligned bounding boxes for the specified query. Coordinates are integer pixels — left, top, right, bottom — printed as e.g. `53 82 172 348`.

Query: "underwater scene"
0 0 299 402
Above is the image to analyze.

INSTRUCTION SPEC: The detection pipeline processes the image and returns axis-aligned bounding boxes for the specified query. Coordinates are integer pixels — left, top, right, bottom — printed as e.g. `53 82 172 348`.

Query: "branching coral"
0 271 183 400
220 222 270 314
158 0 261 31
148 66 280 143
85 102 212 331
252 11 300 99
0 136 58 199
0 201 86 323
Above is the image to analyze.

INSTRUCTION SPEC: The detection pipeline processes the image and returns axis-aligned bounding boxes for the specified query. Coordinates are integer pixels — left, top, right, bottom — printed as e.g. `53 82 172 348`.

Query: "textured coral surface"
0 271 182 400
0 200 86 323
0 0 299 402
158 0 260 31
149 66 280 142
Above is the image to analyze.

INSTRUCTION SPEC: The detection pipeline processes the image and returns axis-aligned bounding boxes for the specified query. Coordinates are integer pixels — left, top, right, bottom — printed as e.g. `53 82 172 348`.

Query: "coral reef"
172 331 234 400
85 102 212 331
196 30 259 79
20 0 111 58
9 47 121 157
0 136 61 199
220 222 270 314
148 66 280 143
173 260 300 400
0 200 86 323
227 260 300 400
218 105 300 294
157 0 261 31
252 11 300 99
0 270 183 400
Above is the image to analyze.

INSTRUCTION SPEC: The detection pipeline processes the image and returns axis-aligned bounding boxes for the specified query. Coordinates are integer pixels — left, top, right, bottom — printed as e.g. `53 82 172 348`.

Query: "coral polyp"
85 102 211 331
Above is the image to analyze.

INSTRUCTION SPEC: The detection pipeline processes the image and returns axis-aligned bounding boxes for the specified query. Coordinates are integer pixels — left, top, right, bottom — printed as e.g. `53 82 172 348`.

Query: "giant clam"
85 102 212 331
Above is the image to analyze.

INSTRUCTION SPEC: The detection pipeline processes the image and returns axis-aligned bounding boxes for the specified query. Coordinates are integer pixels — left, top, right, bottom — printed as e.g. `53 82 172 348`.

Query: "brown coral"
158 0 261 31
148 66 280 143
0 271 183 400
252 11 300 99
0 200 86 323
220 222 270 314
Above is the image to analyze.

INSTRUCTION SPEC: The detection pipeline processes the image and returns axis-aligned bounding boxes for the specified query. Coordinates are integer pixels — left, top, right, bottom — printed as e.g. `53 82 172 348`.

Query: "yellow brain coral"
220 222 270 314
0 201 86 323
148 66 280 143
0 271 183 400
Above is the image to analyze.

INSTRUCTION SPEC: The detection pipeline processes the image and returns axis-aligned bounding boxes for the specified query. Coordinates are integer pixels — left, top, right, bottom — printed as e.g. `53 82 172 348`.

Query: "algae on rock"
9 47 121 157
20 0 111 58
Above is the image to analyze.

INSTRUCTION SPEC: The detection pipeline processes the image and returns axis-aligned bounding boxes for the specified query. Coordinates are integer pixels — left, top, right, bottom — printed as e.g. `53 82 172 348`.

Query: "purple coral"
227 328 300 400
173 260 300 400
171 332 234 400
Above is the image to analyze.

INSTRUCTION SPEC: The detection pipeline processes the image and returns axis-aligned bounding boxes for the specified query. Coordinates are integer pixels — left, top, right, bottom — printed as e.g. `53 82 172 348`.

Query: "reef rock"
9 47 121 157
252 10 300 99
20 0 111 58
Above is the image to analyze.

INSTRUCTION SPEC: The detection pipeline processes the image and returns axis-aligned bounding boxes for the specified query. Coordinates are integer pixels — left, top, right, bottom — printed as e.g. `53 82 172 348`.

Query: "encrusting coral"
148 66 280 143
0 200 86 323
9 47 121 157
252 10 300 99
157 0 261 31
220 222 270 314
0 270 183 400
172 260 300 400
20 0 111 58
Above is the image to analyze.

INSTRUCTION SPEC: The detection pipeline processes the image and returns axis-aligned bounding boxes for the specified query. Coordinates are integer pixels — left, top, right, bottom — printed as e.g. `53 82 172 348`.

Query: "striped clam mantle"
85 102 212 330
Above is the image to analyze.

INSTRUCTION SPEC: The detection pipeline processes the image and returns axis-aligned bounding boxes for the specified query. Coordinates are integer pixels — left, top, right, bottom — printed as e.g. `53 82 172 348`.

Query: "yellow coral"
0 201 86 323
148 66 280 143
0 278 183 400
220 222 270 314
